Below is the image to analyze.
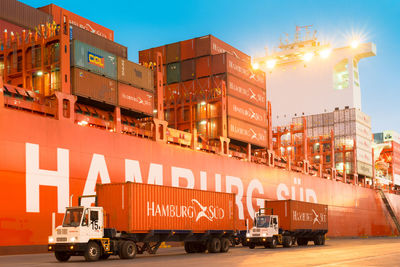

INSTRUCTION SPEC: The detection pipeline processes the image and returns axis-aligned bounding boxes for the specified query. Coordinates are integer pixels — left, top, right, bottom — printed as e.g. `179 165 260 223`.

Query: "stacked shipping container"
293 108 373 176
139 35 267 147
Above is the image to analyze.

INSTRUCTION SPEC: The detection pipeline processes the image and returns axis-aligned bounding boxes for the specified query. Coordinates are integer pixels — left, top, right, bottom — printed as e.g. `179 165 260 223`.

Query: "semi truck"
48 182 241 262
246 200 328 249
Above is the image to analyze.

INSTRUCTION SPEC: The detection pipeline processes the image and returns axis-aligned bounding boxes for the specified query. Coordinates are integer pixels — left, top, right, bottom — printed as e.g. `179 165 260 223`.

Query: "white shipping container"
344 109 350 121
307 128 313 137
355 135 372 151
334 110 339 123
356 122 372 140
357 148 373 165
354 109 371 127
357 161 373 177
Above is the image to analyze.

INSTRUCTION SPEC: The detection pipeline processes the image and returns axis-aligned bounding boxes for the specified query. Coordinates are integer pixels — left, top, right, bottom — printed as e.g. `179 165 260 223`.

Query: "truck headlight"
70 237 76 242
48 237 54 243
262 233 267 237
246 233 250 237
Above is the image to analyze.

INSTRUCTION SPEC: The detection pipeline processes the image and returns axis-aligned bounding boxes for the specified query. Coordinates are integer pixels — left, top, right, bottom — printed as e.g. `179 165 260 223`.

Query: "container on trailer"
71 67 117 105
181 59 195 81
96 182 236 233
1 0 52 30
71 40 117 80
195 35 251 63
70 25 127 58
264 200 328 231
180 39 195 61
118 83 153 115
166 42 180 64
117 57 154 92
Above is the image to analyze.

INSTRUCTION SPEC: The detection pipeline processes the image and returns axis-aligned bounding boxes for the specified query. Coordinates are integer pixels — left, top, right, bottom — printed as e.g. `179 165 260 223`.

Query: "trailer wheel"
220 238 230 253
184 242 195 253
314 235 325 246
207 238 221 253
119 241 137 259
297 238 308 246
283 236 293 247
248 243 256 249
84 241 101 261
55 251 70 262
268 237 277 248
321 235 326 245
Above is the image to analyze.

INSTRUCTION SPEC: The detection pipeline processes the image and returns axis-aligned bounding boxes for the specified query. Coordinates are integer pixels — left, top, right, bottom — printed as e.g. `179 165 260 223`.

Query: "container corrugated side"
227 96 267 128
0 19 25 34
71 67 117 105
0 0 52 30
71 25 127 58
118 83 153 115
166 42 180 64
180 59 195 81
228 117 267 147
180 39 195 61
195 56 211 78
139 46 166 65
357 161 373 177
265 200 328 231
71 40 117 80
166 62 180 84
117 57 154 92
96 182 236 233
195 35 251 63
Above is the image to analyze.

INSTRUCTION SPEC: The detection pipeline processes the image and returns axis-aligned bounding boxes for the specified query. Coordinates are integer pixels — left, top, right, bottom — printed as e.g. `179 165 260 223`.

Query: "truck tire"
248 243 256 249
55 251 70 262
207 238 221 253
321 235 326 245
283 236 293 247
119 241 137 259
184 242 195 253
314 235 325 246
220 238 230 253
297 238 308 246
84 241 101 261
268 237 277 248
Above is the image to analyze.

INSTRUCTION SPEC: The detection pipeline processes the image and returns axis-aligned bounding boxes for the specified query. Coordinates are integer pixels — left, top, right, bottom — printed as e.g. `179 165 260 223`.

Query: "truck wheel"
314 235 325 245
84 241 101 261
184 242 195 253
297 238 308 246
321 235 326 245
220 238 230 253
268 237 277 248
207 238 221 253
55 251 70 262
248 243 256 249
119 241 137 259
283 236 293 247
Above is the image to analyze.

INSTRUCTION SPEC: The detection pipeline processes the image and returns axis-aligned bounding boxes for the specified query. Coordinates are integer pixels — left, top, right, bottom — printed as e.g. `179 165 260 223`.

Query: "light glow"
319 49 331 59
302 52 314 62
252 62 260 70
200 120 207 125
200 101 206 106
266 59 276 69
36 71 43 76
351 39 360 48
78 120 88 126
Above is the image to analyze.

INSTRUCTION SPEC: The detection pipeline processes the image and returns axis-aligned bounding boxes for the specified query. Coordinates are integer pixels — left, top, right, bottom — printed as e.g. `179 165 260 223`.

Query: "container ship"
1 0 400 255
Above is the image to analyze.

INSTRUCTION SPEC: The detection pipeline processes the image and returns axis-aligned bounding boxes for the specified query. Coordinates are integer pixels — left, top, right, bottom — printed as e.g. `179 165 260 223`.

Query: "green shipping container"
71 40 117 80
167 62 180 84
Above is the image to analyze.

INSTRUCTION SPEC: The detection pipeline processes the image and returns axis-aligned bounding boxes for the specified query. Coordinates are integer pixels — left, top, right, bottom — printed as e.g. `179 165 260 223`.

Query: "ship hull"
1 106 400 254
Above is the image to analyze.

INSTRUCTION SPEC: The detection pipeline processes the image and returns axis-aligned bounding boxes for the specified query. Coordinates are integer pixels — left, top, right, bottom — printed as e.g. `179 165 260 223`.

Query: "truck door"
80 208 104 242
271 216 279 235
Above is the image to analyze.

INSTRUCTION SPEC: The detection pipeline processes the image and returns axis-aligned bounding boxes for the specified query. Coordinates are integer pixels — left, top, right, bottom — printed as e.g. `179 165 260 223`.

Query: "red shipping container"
219 75 266 108
228 117 267 147
195 35 251 63
0 19 25 35
181 59 196 81
39 4 114 41
96 182 237 233
139 46 166 66
196 56 211 78
71 67 117 105
118 83 153 115
180 39 195 61
264 200 328 231
227 96 267 128
212 53 266 88
166 42 180 64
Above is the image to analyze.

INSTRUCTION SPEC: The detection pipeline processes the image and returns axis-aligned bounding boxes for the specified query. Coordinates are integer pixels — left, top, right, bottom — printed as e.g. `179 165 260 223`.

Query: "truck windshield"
63 208 84 227
256 216 270 228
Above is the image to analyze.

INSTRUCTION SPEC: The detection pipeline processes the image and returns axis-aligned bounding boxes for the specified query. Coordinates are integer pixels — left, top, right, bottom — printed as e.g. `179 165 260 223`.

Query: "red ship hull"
1 105 400 254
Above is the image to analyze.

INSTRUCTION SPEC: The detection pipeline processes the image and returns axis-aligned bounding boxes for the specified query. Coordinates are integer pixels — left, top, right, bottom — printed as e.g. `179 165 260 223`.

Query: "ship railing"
166 128 192 147
2 84 57 117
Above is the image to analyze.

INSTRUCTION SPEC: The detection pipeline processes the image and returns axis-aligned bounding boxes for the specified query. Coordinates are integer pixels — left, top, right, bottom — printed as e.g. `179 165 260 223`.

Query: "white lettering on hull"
25 143 69 213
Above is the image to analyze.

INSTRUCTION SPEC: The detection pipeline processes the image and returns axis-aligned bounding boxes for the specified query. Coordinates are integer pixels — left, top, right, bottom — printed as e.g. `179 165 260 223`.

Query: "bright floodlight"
266 59 276 69
319 49 331 59
252 62 260 70
302 52 313 62
351 40 360 48
37 71 43 76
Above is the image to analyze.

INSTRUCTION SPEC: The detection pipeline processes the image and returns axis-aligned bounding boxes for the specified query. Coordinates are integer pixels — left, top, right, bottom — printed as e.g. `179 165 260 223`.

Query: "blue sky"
23 0 400 133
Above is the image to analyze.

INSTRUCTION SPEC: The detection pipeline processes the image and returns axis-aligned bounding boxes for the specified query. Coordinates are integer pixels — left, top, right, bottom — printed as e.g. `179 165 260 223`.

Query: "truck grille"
56 237 67 242
57 229 68 235
252 233 260 237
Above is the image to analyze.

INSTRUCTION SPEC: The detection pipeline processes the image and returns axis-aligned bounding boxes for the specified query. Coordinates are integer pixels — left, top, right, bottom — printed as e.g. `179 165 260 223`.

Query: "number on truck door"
90 210 99 230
